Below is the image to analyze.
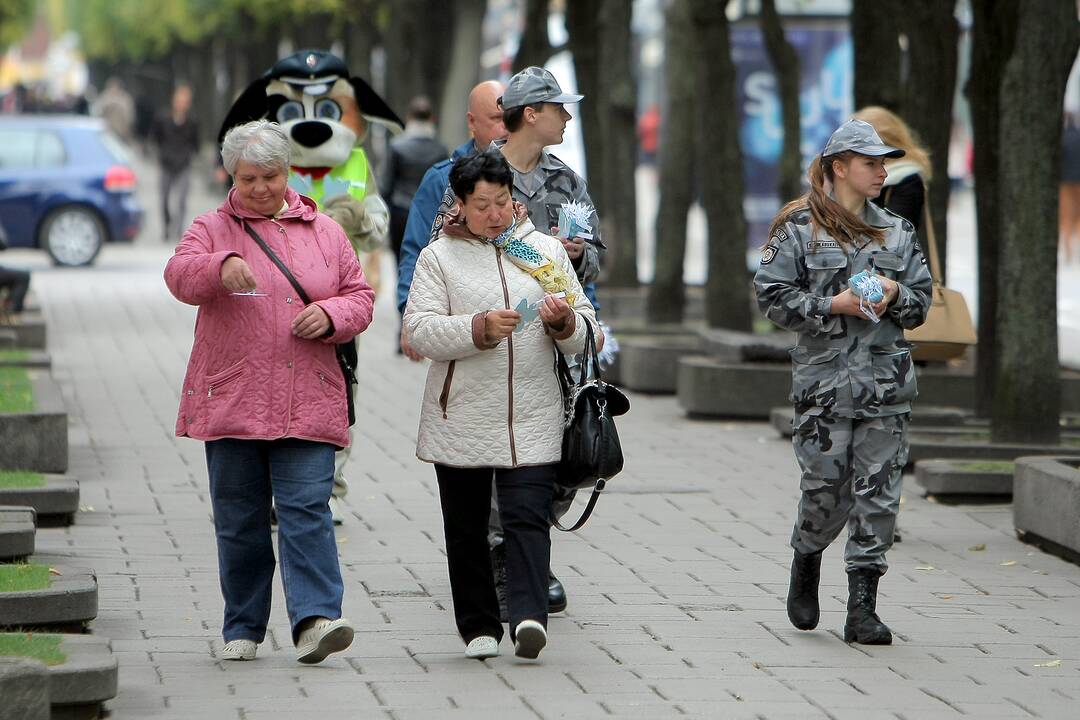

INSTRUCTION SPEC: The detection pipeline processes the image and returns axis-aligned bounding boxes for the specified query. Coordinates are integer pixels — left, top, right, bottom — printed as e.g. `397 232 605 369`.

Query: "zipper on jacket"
495 248 518 466
439 360 456 419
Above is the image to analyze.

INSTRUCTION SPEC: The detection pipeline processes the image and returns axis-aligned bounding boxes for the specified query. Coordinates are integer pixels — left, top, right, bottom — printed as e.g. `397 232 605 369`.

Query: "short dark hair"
449 150 513 200
407 95 433 122
502 102 546 133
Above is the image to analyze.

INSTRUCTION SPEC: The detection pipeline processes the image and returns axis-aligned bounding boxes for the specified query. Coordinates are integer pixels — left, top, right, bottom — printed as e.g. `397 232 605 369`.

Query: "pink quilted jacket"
165 187 374 448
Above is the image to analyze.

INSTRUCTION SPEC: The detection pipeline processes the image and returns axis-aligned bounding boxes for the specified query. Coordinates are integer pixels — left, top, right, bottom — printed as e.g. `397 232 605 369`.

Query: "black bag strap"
552 478 605 532
237 219 312 305
555 319 601 388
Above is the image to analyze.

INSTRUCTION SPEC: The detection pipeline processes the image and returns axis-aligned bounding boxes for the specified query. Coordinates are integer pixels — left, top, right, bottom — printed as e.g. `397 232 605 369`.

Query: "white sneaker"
513 620 547 659
220 639 257 661
329 496 344 525
465 636 499 660
296 617 354 664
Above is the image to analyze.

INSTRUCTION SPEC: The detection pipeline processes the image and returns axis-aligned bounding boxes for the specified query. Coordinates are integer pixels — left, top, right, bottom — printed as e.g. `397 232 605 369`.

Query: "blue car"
0 115 143 266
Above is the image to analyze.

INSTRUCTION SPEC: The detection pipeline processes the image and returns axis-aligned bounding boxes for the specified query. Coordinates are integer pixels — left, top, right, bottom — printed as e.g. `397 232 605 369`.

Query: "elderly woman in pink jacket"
165 120 374 665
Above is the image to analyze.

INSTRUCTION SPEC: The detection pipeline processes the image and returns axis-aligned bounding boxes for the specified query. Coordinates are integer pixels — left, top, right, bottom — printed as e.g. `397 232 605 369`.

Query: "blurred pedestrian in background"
93 77 135 143
1060 112 1080 263
755 119 932 646
150 84 200 242
164 120 374 664
853 106 932 230
404 150 596 661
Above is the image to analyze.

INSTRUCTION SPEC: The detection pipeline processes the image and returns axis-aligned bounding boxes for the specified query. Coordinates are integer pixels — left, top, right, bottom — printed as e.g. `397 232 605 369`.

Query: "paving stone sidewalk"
20 244 1080 719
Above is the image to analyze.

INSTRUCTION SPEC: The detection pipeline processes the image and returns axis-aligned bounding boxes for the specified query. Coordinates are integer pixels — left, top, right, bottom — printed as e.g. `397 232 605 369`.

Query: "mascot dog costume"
220 50 402 521
219 49 403 293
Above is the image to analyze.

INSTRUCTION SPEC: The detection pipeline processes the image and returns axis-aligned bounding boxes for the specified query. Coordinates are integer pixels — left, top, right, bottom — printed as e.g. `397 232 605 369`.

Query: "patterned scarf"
444 202 577 305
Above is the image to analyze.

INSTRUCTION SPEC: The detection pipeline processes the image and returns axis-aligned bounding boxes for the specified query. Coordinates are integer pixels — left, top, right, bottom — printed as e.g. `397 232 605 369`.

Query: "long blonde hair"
852 106 932 180
767 151 886 249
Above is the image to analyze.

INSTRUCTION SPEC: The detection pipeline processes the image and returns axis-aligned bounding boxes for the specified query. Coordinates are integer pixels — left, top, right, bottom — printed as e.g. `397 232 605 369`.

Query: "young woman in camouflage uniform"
754 120 933 644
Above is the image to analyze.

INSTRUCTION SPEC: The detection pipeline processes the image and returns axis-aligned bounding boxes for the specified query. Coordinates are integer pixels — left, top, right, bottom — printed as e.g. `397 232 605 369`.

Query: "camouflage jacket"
754 202 932 418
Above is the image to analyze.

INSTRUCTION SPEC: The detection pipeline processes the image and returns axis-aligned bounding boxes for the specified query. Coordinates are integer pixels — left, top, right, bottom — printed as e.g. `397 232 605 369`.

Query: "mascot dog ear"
350 76 403 134
217 78 271 145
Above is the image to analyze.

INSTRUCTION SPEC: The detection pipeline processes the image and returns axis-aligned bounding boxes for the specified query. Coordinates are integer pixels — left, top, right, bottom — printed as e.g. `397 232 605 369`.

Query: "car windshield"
99 131 133 165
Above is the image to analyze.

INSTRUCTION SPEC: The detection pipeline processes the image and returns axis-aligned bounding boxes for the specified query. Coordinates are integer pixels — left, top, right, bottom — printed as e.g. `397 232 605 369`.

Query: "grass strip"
0 632 67 665
0 350 29 362
954 461 1015 473
0 564 52 592
0 471 47 489
0 367 33 413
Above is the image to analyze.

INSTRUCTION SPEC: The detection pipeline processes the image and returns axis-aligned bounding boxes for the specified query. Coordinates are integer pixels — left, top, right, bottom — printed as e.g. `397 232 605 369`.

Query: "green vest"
287 148 371 208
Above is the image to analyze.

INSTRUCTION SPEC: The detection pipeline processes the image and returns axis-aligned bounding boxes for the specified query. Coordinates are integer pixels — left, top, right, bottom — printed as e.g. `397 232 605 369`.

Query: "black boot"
786 550 823 630
844 569 892 644
548 572 567 614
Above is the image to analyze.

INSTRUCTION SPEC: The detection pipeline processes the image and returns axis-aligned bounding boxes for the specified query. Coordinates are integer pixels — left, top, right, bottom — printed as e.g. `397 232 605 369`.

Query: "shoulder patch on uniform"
790 208 811 225
760 245 778 265
772 227 789 244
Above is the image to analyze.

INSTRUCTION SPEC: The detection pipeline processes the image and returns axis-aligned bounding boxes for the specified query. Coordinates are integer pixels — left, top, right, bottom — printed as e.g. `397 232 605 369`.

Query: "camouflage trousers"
790 411 909 573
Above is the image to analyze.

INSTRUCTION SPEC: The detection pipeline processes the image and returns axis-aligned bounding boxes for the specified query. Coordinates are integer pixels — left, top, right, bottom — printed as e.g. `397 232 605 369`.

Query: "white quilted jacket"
404 219 596 467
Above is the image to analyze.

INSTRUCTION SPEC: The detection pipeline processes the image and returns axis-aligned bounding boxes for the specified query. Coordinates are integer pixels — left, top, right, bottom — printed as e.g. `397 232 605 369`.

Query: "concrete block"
677 358 1080 419
0 505 36 560
0 370 68 473
49 634 118 719
0 350 51 369
617 333 703 394
698 327 793 363
0 475 79 523
6 310 46 349
908 433 1080 468
1014 457 1080 563
596 286 704 322
0 329 14 349
914 459 1014 497
677 359 790 418
605 321 703 386
0 658 50 720
0 565 98 628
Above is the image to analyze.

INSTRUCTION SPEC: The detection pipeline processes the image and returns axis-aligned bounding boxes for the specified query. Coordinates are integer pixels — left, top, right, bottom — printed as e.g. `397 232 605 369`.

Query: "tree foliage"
0 0 35 47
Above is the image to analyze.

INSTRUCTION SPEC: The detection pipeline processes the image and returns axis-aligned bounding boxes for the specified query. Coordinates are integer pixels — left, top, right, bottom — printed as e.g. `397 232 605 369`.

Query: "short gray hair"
220 120 291 175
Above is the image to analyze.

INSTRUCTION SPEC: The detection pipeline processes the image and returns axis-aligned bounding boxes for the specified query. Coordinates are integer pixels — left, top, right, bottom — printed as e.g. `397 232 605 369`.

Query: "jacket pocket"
870 251 904 279
206 357 248 398
871 348 917 406
314 364 344 393
789 346 841 410
438 360 456 419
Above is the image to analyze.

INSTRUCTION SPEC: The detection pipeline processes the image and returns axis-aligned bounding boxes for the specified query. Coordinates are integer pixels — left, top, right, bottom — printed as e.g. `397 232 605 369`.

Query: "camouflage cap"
822 119 905 159
499 66 583 110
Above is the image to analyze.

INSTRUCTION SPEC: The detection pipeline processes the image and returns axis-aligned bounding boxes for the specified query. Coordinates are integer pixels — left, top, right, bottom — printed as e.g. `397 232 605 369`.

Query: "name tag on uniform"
808 239 840 250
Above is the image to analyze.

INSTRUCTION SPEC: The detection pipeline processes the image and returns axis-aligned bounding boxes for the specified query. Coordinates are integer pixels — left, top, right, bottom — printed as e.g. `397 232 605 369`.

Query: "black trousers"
434 463 555 644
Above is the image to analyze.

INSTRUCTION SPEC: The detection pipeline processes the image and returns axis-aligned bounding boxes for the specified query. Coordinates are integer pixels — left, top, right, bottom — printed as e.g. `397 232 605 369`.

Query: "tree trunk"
967 0 1018 418
566 1 604 211
851 0 901 111
598 0 638 287
900 2 958 284
759 0 802 204
693 0 751 331
436 0 485 149
513 0 551 72
991 0 1078 444
646 0 695 324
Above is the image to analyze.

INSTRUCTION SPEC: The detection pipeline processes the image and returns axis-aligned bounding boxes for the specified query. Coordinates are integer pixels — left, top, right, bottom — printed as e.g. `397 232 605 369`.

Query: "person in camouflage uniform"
754 119 932 645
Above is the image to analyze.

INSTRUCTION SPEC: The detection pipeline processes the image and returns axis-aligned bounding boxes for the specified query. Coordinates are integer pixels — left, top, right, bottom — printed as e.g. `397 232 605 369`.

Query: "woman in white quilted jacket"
404 151 596 661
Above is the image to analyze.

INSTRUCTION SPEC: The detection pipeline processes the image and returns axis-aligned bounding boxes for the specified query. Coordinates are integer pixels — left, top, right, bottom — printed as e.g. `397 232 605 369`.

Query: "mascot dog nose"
291 121 334 148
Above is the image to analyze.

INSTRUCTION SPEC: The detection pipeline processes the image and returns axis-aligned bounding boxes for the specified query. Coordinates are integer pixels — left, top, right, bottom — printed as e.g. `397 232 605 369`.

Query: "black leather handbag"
552 321 629 531
239 219 358 426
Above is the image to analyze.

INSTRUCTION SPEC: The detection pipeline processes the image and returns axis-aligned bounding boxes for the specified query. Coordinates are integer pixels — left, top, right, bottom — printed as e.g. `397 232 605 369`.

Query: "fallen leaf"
336 537 348 544
916 565 936 571
1000 560 1017 566
48 567 62 576
940 595 954 600
751 661 762 669
1033 659 1062 668
1032 570 1049 576
968 544 986 551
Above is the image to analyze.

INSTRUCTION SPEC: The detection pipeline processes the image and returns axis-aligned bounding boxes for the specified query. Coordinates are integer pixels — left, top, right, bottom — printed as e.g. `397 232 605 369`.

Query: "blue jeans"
205 438 343 644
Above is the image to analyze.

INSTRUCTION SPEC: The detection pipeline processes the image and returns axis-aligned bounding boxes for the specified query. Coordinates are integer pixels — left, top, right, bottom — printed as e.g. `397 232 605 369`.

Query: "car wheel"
40 206 106 267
